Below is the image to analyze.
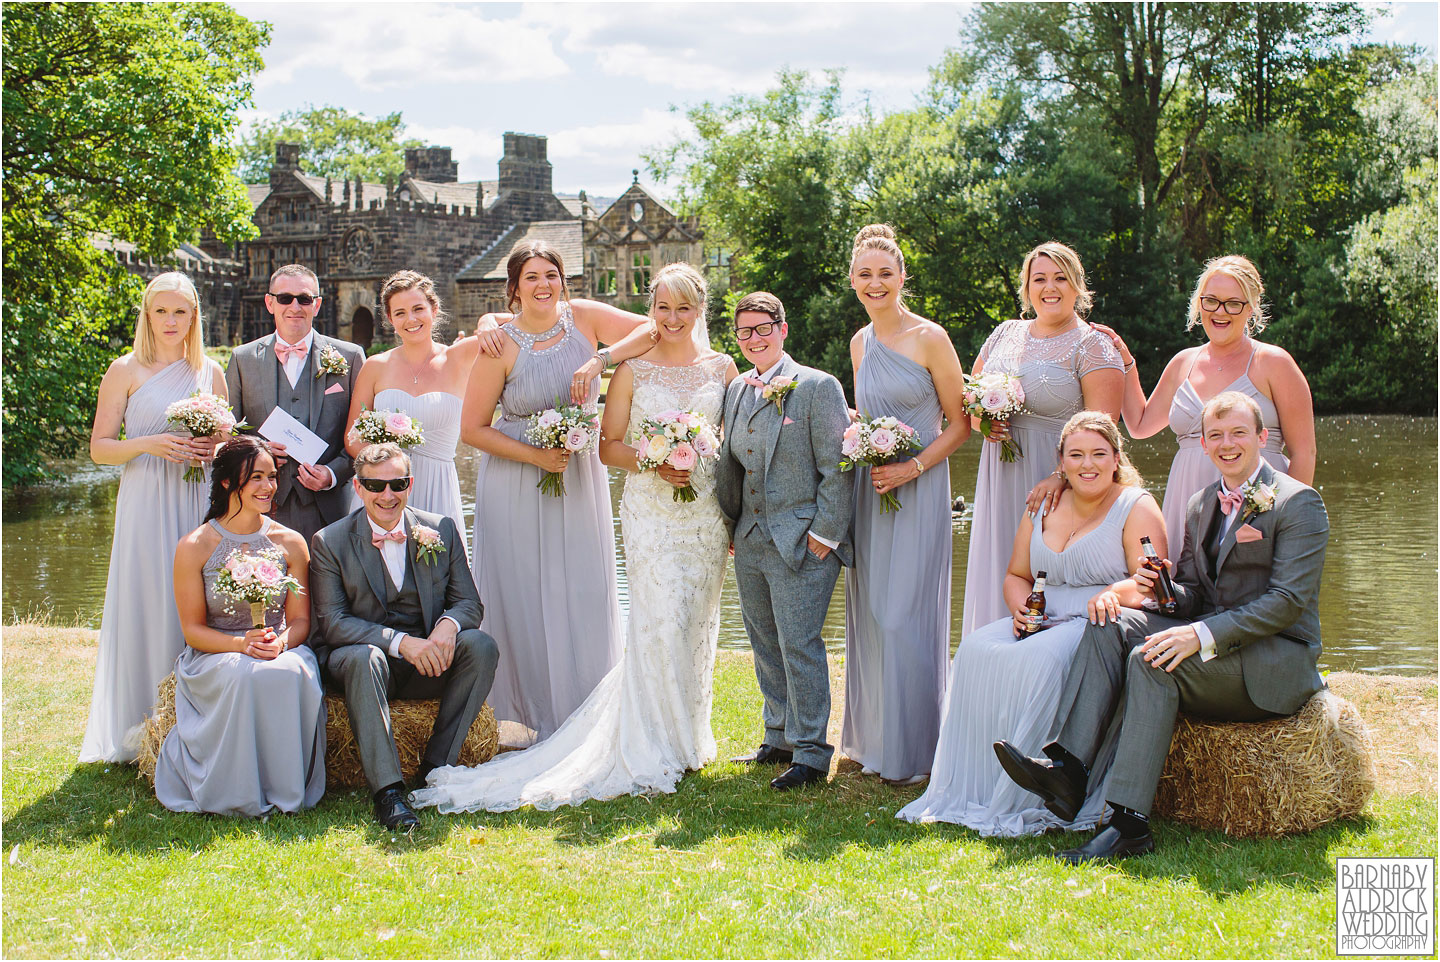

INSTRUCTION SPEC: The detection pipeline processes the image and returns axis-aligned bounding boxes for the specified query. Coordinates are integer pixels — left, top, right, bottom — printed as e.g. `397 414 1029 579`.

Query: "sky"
232 1 1439 200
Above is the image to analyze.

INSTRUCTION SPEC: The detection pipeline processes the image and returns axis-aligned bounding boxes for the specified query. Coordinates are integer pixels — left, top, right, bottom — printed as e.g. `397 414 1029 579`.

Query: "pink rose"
981 389 1008 413
691 431 716 459
385 412 413 435
564 427 590 451
255 561 282 585
841 436 860 458
870 427 896 455
667 442 697 470
771 376 794 389
536 410 562 429
658 409 683 422
843 422 861 443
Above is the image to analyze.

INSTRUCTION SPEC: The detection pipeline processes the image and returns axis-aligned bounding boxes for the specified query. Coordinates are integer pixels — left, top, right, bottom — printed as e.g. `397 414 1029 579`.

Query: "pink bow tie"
275 341 308 363
1217 489 1244 515
742 375 765 389
372 528 406 548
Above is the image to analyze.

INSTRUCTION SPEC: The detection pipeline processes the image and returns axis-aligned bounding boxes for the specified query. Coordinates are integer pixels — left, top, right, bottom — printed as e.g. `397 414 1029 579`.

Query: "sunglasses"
268 292 318 306
356 476 413 493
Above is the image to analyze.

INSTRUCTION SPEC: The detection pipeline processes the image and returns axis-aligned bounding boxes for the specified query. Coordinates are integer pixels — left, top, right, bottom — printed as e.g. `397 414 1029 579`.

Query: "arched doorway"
351 306 374 350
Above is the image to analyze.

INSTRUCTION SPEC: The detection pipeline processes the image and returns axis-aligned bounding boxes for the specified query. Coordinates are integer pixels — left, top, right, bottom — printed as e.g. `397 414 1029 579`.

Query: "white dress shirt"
275 329 335 489
1193 463 1264 661
747 357 838 553
366 516 459 658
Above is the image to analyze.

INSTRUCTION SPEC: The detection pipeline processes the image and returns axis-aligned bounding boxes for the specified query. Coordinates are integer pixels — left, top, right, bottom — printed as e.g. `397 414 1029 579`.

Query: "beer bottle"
1020 571 1047 635
1140 536 1178 615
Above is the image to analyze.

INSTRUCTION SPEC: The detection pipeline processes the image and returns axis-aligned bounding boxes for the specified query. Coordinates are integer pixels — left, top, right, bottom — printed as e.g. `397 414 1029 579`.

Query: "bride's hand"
656 464 691 488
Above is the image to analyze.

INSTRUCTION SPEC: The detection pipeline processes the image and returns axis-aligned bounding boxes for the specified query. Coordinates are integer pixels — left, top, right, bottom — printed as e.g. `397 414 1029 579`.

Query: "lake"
3 415 1435 675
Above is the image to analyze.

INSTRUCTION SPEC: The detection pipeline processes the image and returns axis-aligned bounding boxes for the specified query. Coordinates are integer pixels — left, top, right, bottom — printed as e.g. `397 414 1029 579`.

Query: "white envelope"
258 407 329 466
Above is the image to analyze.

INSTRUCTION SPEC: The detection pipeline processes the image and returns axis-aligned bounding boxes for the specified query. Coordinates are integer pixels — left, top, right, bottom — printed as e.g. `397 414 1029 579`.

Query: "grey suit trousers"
1056 609 1279 815
325 629 499 794
733 530 838 770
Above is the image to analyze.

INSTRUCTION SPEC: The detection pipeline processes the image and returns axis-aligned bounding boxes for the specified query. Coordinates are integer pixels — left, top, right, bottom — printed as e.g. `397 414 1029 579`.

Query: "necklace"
1057 489 1116 549
1206 339 1251 373
1028 317 1079 340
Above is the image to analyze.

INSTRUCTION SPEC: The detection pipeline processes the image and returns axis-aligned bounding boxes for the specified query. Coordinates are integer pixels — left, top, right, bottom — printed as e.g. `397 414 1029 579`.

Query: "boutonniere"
762 376 796 415
411 524 446 565
315 345 349 379
1240 479 1276 519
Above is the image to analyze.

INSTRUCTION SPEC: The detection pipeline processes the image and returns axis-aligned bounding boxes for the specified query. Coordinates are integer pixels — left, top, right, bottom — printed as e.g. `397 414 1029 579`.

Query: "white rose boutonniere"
411 524 446 565
315 345 350 379
1240 479 1276 519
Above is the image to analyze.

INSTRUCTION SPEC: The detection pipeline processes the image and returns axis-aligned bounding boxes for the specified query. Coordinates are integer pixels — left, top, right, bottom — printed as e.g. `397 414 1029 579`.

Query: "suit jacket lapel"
1215 462 1276 576
405 509 437 630
350 511 390 609
256 334 280 412
761 355 798 469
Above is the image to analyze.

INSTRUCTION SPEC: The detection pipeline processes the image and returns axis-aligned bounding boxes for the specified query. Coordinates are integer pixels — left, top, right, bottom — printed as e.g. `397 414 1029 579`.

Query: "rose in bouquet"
525 400 600 497
839 414 922 513
962 371 1026 462
213 546 303 628
164 391 244 482
633 409 721 502
353 407 425 448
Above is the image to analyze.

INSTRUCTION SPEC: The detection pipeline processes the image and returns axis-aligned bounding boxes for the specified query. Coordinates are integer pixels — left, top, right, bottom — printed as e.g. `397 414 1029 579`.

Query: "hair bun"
853 223 896 246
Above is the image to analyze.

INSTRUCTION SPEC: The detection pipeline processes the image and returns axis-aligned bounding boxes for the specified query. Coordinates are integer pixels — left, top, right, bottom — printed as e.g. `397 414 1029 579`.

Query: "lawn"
3 622 1434 958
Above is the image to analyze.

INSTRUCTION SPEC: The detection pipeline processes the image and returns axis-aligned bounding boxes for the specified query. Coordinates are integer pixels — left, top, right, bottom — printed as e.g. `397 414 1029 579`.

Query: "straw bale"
1154 689 1377 837
137 672 498 789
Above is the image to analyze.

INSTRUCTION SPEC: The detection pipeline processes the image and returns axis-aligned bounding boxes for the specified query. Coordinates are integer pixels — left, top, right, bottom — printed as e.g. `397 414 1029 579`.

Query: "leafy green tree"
2 2 268 484
236 105 424 183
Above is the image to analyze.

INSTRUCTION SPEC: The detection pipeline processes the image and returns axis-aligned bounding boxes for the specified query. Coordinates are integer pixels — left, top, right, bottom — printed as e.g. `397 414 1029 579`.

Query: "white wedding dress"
412 354 732 812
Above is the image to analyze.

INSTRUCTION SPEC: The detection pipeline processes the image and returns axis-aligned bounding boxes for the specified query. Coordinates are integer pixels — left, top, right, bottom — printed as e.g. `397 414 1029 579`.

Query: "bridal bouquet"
353 408 424 448
213 546 303 629
525 401 599 497
633 409 720 502
164 391 243 483
963 371 1026 462
839 414 922 513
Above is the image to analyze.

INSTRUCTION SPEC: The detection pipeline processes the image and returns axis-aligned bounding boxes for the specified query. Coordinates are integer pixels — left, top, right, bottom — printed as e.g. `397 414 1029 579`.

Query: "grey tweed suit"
1053 462 1329 814
715 354 854 770
225 332 365 543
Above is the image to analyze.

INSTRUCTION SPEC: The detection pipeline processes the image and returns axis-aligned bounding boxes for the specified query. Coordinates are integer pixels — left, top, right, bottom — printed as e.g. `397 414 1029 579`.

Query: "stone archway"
335 281 379 348
351 306 374 350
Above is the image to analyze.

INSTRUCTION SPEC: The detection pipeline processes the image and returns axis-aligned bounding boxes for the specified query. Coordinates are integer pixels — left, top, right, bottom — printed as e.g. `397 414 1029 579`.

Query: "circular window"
631 201 644 222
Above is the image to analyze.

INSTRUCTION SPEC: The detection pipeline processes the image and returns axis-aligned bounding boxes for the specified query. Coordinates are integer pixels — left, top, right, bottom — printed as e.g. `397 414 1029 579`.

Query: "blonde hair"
1057 411 1143 488
1201 390 1264 432
1019 242 1093 318
649 262 710 349
1187 254 1268 334
133 272 204 370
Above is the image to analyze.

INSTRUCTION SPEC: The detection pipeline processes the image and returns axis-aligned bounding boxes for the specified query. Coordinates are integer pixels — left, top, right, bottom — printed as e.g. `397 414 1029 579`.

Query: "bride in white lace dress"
412 263 738 812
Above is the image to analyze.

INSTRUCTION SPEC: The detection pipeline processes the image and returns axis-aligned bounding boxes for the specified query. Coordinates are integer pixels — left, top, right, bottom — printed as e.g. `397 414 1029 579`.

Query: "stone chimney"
497 132 552 194
404 146 459 183
270 142 302 189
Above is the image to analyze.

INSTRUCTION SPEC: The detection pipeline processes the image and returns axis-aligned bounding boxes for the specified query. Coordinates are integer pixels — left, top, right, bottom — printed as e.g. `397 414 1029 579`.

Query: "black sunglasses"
356 476 412 493
268 292 318 306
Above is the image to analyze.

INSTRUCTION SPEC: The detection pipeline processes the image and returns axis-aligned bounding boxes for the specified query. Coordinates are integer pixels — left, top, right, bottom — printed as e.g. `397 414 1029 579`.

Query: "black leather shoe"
770 762 827 790
1057 825 1154 864
993 740 1087 822
731 744 794 766
373 787 420 830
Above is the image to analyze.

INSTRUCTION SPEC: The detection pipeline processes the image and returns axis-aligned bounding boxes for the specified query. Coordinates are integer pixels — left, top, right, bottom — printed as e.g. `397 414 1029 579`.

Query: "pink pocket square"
324 383 345 395
783 416 795 425
1235 523 1263 543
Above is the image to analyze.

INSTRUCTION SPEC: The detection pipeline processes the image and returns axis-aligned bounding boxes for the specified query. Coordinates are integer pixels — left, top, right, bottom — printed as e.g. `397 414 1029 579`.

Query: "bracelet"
1052 465 1065 479
1123 357 1136 373
595 348 612 369
912 457 926 475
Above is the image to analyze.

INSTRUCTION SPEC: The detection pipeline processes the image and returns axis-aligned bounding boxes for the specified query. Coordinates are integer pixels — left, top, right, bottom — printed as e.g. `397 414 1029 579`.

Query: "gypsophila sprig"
633 409 720 502
839 414 922 513
411 524 446 565
353 408 424 448
164 391 244 482
525 399 599 497
314 345 349 378
213 546 303 628
962 371 1026 462
1240 479 1276 518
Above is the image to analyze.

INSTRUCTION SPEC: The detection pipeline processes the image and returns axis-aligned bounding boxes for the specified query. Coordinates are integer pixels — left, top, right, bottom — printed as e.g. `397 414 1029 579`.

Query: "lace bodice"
202 518 287 633
621 354 731 505
978 319 1122 428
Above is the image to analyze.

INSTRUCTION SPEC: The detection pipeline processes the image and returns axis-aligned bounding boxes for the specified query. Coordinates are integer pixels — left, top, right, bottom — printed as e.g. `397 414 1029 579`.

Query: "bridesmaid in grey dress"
157 437 325 815
960 243 1124 637
462 240 655 742
840 225 971 783
899 413 1168 834
80 272 227 763
1087 255 1314 550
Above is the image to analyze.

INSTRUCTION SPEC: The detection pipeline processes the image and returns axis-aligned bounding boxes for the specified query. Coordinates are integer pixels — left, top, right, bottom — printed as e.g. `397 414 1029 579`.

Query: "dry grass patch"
1326 670 1437 797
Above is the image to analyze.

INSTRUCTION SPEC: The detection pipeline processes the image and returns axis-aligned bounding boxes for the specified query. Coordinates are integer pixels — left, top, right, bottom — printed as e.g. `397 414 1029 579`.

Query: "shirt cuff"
807 530 839 551
388 632 408 659
321 465 337 490
436 616 461 634
1194 621 1217 662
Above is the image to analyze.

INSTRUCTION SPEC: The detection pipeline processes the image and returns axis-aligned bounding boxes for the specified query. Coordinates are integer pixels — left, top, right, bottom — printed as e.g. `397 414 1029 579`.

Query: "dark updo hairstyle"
380 269 449 333
504 240 571 313
204 435 275 523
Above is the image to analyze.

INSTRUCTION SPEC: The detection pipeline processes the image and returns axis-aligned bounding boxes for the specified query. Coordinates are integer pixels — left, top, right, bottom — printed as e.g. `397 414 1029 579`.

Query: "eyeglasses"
268 292 318 306
1199 295 1248 316
356 476 412 493
734 321 780 340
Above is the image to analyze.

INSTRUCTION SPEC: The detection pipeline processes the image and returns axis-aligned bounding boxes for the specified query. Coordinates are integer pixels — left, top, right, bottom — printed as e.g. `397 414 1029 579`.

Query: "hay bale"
1154 689 1377 837
136 672 498 789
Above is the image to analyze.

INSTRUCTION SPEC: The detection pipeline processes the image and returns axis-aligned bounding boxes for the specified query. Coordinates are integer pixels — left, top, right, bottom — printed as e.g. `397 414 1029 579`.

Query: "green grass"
3 624 1434 958
204 345 232 368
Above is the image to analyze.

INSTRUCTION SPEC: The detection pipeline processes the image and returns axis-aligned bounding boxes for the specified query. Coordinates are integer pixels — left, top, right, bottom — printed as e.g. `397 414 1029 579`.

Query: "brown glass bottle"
1020 571 1047 635
1140 536 1178 615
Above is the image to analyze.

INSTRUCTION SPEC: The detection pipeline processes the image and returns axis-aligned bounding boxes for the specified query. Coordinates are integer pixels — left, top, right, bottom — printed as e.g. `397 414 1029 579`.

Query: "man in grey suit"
226 264 365 543
995 391 1329 861
310 443 499 829
716 292 854 790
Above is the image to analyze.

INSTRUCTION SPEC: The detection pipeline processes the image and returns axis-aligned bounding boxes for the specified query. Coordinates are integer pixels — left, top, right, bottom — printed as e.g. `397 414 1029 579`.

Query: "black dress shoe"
770 762 827 790
373 787 420 830
1057 825 1154 864
992 740 1087 822
731 744 794 766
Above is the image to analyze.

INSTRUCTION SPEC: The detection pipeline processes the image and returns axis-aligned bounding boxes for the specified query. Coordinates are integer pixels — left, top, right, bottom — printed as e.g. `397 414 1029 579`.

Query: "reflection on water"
4 416 1435 675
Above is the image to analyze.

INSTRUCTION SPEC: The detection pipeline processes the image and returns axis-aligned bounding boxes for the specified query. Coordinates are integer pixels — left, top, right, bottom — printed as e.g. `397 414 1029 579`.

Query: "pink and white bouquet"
525 401 599 497
353 408 424 448
164 391 243 483
633 409 721 503
213 546 303 628
963 371 1026 463
839 414 922 513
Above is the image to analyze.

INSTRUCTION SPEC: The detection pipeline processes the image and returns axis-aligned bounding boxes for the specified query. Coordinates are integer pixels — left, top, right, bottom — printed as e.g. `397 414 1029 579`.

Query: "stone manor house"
110 132 704 349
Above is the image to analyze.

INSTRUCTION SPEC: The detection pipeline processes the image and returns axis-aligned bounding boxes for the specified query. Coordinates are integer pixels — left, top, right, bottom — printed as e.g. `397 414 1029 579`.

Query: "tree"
2 2 268 484
236 105 424 183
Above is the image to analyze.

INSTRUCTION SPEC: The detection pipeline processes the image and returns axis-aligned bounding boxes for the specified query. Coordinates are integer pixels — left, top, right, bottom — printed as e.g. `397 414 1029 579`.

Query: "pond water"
4 415 1435 675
